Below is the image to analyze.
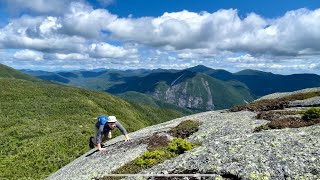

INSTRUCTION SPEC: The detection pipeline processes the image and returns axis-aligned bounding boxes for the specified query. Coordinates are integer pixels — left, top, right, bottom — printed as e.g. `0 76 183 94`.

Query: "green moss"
302 107 320 120
109 148 177 180
167 138 193 154
103 138 199 180
134 150 164 168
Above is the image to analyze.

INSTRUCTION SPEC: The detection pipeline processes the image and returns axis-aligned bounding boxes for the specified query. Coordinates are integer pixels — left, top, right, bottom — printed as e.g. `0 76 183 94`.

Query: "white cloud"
177 52 194 59
39 17 62 34
0 15 87 53
3 3 320 58
1 1 320 73
105 8 320 57
89 43 137 58
168 56 176 60
2 0 76 15
55 53 89 60
14 49 43 61
226 54 258 63
61 2 117 39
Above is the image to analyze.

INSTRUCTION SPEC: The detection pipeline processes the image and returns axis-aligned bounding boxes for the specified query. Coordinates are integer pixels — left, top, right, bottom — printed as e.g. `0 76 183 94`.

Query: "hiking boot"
89 136 94 149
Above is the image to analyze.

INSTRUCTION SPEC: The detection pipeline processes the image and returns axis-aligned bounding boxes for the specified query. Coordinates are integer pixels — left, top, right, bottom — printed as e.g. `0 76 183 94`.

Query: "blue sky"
0 0 320 74
102 0 320 18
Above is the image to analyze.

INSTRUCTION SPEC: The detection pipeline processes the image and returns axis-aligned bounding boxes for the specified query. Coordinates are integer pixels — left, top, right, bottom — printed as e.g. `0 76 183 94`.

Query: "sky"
0 0 320 74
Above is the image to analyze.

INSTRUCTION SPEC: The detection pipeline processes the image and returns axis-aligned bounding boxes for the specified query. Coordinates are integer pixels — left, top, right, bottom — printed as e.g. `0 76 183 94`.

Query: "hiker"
89 115 131 151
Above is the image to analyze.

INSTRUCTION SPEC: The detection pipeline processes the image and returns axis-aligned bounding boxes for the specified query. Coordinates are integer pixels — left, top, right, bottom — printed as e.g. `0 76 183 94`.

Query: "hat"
107 116 117 123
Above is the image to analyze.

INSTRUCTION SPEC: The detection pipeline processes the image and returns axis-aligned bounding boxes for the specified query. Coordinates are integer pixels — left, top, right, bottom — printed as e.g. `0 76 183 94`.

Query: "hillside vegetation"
0 77 184 179
117 91 194 114
0 64 40 81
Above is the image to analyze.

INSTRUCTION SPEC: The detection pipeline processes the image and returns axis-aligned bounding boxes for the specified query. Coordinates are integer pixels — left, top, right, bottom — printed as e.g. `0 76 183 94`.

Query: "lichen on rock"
47 100 320 180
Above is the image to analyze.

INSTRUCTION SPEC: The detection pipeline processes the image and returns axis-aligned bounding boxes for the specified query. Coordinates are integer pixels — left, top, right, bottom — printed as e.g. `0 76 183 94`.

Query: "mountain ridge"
22 65 320 99
21 64 320 111
108 70 254 111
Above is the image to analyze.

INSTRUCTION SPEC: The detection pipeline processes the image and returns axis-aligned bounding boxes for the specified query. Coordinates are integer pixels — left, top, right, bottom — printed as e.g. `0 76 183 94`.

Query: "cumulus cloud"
177 52 194 59
105 8 320 57
61 2 117 39
1 1 320 73
226 54 258 63
89 43 137 58
55 53 89 60
2 0 76 15
39 17 62 34
14 49 43 61
0 15 87 53
3 2 320 58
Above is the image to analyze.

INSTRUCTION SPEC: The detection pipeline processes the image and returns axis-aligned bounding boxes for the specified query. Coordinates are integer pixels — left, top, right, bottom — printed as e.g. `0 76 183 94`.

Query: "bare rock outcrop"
47 109 320 180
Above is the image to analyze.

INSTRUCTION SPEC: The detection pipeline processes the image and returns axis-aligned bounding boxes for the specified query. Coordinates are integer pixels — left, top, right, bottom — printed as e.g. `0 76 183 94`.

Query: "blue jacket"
94 121 127 144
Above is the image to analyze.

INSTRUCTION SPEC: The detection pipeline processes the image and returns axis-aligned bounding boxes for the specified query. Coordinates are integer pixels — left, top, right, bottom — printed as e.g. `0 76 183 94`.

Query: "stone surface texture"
255 88 320 101
47 109 320 180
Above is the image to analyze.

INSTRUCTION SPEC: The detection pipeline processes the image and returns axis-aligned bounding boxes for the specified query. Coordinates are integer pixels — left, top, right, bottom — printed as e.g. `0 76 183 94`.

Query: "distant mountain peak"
187 65 213 72
235 69 274 76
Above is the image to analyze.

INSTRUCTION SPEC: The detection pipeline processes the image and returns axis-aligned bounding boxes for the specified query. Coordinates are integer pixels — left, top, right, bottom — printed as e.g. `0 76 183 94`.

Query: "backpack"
98 115 108 125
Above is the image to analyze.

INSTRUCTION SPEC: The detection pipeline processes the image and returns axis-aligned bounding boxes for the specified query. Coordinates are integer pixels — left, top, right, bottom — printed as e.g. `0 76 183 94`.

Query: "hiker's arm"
124 134 131 142
97 143 105 151
116 121 130 141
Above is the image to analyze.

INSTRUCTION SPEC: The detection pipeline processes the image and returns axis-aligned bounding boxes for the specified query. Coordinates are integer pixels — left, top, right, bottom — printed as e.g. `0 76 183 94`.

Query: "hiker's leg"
108 131 112 139
92 126 105 145
102 130 110 142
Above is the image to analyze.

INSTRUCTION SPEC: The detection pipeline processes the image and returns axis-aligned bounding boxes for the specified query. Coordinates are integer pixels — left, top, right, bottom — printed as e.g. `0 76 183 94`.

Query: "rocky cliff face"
47 91 320 180
108 71 254 111
152 74 241 111
158 78 214 111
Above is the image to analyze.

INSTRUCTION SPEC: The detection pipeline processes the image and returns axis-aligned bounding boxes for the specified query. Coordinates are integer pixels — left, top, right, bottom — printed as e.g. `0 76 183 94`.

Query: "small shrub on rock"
303 107 320 121
134 150 163 168
167 138 193 155
253 125 270 132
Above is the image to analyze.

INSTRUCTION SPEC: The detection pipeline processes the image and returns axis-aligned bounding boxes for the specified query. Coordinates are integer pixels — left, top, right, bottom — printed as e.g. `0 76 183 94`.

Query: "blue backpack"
98 115 108 125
